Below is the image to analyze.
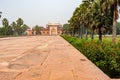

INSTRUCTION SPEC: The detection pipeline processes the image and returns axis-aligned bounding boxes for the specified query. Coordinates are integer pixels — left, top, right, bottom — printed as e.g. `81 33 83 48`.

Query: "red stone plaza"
0 36 116 80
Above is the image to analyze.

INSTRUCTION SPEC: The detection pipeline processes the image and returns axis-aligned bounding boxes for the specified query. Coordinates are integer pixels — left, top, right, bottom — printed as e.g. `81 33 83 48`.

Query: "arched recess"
51 28 56 35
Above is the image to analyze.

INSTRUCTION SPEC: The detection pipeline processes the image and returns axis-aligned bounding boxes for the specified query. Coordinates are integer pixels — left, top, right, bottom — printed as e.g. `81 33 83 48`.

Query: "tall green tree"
68 17 75 36
68 6 83 37
11 21 17 35
0 27 5 35
16 18 23 26
68 0 115 42
2 18 9 27
4 26 13 35
16 18 24 35
62 23 69 34
2 18 13 35
110 0 120 43
99 0 120 43
33 25 41 35
82 1 93 40
21 24 29 35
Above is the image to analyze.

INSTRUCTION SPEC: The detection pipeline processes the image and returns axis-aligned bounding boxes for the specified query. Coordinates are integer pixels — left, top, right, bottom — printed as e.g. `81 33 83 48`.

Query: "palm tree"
87 2 96 40
82 0 102 41
101 0 120 43
69 0 116 42
111 0 120 43
16 18 23 27
79 4 85 39
2 18 13 35
21 24 29 35
2 18 9 27
89 0 110 41
75 4 86 38
73 7 81 37
11 22 17 35
62 23 69 34
82 2 93 40
16 18 24 35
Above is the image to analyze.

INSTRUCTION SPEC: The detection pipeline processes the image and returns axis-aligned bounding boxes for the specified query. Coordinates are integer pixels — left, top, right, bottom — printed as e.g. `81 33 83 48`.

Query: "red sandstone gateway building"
27 23 62 36
27 29 37 36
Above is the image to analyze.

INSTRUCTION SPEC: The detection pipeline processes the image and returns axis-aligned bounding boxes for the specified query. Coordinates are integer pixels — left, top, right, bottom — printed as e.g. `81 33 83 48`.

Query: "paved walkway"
0 36 111 80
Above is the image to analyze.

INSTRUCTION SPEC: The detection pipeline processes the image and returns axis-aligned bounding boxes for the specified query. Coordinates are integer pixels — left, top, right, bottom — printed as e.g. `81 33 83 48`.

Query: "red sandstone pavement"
0 36 117 80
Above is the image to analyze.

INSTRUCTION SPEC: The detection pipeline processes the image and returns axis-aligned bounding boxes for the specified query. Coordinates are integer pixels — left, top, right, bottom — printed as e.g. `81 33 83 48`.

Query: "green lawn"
82 35 120 42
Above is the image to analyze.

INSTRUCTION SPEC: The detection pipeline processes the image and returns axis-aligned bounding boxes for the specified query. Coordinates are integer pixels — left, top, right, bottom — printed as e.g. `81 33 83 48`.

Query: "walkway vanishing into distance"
0 36 112 80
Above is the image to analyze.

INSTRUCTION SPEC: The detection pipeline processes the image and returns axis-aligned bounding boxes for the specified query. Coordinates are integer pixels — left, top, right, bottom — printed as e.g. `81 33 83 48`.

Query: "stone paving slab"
0 36 111 80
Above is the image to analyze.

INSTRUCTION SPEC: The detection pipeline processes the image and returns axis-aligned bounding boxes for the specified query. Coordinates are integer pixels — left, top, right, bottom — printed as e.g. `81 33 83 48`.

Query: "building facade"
27 23 62 36
27 28 37 36
41 23 62 35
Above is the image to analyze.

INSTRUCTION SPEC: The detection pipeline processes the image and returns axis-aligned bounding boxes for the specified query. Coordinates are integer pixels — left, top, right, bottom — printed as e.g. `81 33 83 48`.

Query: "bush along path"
61 35 120 78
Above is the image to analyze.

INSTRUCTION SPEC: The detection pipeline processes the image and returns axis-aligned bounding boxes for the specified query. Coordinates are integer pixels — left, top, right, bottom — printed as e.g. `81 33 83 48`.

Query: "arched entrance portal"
51 28 56 35
49 26 58 35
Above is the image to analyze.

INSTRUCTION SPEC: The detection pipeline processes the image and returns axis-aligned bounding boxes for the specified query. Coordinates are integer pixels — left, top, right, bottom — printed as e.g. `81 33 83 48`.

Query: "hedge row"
61 35 120 78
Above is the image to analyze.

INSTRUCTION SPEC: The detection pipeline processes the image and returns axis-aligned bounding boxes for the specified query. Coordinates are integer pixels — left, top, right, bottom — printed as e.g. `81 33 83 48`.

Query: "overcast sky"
0 0 82 27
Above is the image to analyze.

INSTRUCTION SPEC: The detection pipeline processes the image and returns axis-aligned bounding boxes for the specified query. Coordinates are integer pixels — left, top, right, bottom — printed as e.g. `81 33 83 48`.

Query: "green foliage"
62 35 120 78
62 23 69 34
2 18 9 27
0 18 28 36
33 25 41 35
68 0 120 42
11 21 17 35
0 27 5 35
0 26 13 36
4 26 13 35
1 18 13 35
16 18 24 35
10 18 26 35
117 22 120 35
21 24 29 35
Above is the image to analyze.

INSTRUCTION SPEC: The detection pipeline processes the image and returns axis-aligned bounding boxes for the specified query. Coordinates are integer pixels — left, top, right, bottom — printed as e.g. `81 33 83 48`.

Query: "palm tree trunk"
91 28 94 40
80 26 83 39
85 27 88 40
71 28 74 36
71 29 73 36
72 31 74 36
91 31 94 40
91 30 94 40
70 31 72 36
73 28 75 36
78 27 80 38
98 27 102 42
112 7 116 44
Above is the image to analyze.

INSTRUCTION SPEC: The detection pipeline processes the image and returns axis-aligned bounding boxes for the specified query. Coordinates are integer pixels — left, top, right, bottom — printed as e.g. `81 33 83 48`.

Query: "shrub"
61 35 120 78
